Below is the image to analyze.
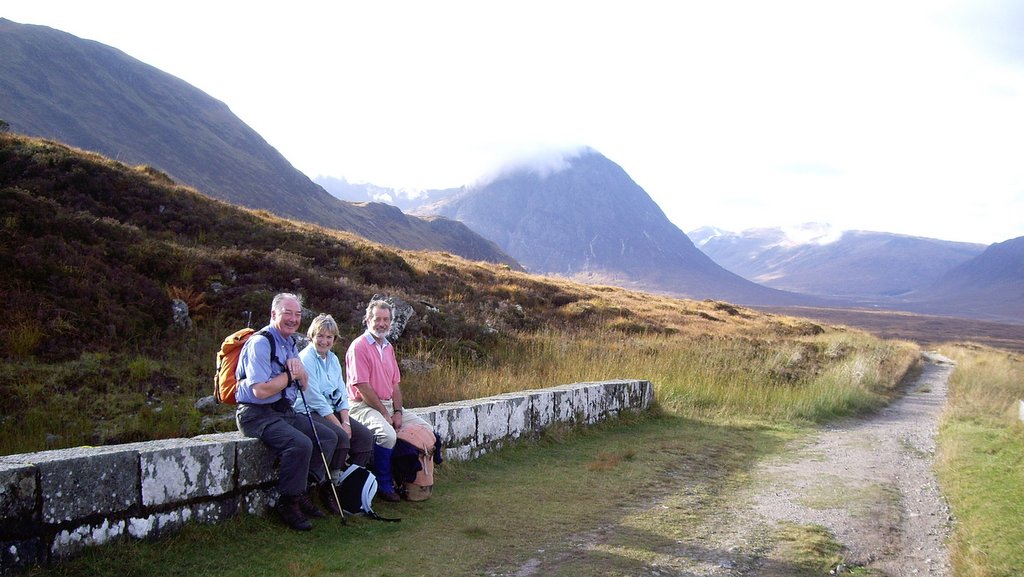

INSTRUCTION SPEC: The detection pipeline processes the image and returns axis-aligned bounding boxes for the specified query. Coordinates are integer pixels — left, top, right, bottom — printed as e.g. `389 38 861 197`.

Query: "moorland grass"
936 344 1024 577
0 318 916 456
408 329 918 426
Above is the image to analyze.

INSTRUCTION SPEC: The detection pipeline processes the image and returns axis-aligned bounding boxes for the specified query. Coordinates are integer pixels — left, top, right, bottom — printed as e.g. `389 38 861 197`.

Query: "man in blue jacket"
235 293 340 530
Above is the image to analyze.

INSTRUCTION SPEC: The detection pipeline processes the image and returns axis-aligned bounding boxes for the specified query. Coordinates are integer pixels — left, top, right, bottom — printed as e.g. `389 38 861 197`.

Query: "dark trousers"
308 412 374 469
237 402 338 497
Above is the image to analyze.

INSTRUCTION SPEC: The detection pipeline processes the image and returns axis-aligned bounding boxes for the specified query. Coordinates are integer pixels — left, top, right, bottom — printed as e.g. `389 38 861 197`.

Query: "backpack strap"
253 329 297 401
256 329 286 371
366 510 401 523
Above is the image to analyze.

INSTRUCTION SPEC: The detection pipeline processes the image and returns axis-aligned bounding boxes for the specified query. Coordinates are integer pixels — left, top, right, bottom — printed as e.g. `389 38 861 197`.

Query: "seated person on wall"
295 313 375 472
345 298 433 502
234 293 342 531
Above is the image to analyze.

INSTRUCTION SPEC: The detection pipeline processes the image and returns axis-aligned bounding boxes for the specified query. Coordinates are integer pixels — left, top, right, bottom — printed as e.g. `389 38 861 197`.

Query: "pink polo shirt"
345 332 400 402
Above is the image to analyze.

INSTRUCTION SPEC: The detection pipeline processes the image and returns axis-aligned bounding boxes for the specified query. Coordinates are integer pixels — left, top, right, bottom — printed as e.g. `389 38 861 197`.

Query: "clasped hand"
286 358 308 390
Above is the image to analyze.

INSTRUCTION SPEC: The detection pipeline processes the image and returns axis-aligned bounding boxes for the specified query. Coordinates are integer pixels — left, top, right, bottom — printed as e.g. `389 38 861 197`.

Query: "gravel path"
502 351 957 577
746 351 956 575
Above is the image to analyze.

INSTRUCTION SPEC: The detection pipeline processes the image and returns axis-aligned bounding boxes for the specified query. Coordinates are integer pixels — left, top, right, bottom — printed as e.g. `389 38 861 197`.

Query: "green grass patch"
2 325 918 456
937 420 1024 577
937 344 1024 577
768 523 845 576
797 477 903 530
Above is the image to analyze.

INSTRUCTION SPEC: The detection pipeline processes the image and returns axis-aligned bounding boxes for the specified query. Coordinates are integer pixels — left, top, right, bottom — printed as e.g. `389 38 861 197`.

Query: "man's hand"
286 358 308 390
392 410 403 431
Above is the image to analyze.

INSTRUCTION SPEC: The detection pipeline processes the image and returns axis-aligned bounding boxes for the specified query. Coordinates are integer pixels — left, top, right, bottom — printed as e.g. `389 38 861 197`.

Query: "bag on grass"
336 464 400 522
393 425 440 501
214 328 275 404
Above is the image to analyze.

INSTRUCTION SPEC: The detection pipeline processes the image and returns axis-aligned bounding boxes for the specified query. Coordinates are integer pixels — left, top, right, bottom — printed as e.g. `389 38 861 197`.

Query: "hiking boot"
297 491 326 519
377 488 401 502
277 495 313 531
319 482 343 516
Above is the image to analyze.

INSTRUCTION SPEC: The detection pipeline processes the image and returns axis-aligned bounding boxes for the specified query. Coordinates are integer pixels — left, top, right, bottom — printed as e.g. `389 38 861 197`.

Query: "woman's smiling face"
314 329 336 356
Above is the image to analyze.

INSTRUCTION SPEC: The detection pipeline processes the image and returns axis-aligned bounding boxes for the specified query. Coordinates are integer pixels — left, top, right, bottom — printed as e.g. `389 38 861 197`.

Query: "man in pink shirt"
346 298 432 501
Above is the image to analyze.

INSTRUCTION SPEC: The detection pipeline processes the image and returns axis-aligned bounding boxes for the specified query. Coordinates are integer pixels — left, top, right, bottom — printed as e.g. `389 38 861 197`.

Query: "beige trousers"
349 399 431 449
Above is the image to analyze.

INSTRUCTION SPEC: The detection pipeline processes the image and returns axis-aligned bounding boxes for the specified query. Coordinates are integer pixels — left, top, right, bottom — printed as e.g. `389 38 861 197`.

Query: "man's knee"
378 427 397 449
294 430 315 453
278 430 313 462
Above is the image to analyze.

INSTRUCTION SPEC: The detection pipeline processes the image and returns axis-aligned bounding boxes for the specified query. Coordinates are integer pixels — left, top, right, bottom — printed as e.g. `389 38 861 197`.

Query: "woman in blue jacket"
295 314 374 473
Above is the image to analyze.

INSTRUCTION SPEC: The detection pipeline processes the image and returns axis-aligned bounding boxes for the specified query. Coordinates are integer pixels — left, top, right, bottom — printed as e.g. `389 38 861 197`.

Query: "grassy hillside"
0 19 516 266
0 132 915 455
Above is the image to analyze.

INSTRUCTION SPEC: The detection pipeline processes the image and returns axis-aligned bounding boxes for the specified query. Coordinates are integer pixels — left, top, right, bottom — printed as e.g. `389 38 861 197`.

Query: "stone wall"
0 379 653 574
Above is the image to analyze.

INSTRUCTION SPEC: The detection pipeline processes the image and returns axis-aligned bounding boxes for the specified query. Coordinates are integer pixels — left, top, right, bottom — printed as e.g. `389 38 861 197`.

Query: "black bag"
337 464 400 522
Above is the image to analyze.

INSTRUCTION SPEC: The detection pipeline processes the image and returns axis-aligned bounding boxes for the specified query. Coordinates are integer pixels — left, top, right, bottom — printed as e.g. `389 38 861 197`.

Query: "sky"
6 1 1024 245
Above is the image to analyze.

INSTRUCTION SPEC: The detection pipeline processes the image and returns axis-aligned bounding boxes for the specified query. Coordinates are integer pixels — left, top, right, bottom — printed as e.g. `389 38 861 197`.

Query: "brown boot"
319 482 344 516
277 495 313 531
377 487 401 502
297 491 326 519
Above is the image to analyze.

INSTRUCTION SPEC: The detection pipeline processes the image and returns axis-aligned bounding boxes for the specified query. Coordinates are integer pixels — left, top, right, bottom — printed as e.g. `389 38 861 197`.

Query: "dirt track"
504 352 956 576
744 351 955 575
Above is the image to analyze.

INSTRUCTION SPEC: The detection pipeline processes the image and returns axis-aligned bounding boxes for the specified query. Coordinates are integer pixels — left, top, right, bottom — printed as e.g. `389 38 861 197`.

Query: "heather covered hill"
1 131 828 365
2 132 839 453
0 18 516 266
0 134 417 361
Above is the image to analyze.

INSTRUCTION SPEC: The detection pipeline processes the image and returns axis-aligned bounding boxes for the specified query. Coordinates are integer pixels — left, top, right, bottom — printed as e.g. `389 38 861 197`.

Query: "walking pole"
292 375 345 523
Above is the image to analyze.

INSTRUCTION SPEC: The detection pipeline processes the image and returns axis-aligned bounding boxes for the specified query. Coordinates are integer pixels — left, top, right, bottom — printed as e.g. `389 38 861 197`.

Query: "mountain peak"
414 151 812 305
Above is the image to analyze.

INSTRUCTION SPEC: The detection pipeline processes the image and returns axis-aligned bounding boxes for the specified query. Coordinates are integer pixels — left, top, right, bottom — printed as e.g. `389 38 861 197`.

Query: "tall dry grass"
1 302 918 456
941 344 1024 425
405 328 919 426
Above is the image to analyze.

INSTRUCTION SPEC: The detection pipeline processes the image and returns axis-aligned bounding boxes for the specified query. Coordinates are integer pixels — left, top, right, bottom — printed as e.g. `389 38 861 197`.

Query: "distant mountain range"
315 175 453 213
688 225 1024 323
408 149 814 306
3 18 1020 322
689 224 986 300
322 150 1024 320
0 18 516 267
907 236 1024 322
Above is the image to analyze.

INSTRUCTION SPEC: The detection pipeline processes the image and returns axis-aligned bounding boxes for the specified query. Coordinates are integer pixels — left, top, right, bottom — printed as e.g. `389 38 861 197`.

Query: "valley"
757 306 1024 353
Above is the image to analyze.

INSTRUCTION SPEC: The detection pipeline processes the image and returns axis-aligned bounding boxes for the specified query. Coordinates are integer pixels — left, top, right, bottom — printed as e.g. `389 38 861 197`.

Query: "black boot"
297 491 326 519
319 482 343 516
277 495 313 531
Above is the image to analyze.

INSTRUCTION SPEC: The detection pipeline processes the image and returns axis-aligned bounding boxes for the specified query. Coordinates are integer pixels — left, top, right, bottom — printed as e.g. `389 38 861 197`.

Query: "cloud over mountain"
412 149 814 306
